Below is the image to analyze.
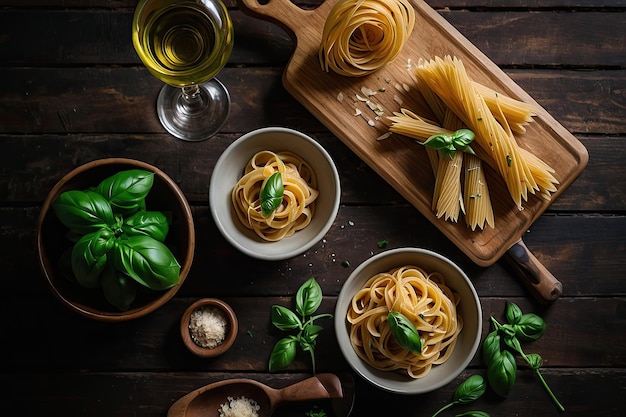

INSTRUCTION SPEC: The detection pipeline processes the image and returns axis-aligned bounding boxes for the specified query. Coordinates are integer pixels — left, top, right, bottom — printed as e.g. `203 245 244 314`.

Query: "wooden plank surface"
1 0 625 416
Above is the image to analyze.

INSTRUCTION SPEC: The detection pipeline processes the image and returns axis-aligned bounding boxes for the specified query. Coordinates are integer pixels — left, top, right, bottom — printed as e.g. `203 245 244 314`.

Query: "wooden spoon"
168 373 344 417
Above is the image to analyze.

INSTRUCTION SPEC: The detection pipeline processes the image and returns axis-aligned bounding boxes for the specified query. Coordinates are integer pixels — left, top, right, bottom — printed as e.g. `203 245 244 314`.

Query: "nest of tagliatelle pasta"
231 150 319 242
347 265 462 379
319 0 416 77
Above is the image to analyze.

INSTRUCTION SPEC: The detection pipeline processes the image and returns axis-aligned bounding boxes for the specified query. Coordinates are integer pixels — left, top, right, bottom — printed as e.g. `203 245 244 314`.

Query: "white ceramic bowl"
335 247 482 394
209 127 341 260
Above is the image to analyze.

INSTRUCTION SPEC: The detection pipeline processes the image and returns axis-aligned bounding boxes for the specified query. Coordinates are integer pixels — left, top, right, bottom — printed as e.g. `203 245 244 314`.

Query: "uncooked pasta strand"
388 108 451 138
433 150 464 221
472 82 536 133
464 153 495 230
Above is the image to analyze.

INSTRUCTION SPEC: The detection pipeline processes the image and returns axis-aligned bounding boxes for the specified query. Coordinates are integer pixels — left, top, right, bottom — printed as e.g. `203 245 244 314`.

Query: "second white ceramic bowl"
209 127 341 260
334 247 482 394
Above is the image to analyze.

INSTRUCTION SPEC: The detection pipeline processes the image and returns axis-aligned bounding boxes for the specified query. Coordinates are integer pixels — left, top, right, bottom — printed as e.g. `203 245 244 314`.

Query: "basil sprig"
260 171 284 217
52 169 180 311
387 310 422 354
268 278 332 374
430 374 489 417
482 302 564 412
424 128 476 159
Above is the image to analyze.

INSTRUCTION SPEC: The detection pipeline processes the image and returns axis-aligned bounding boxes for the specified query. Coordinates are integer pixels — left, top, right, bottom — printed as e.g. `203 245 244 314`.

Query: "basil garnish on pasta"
231 150 319 241
347 265 462 379
388 310 422 354
260 172 284 217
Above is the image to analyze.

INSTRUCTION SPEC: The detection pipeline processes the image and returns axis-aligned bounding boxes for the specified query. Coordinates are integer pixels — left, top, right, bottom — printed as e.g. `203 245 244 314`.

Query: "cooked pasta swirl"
231 151 319 241
347 265 462 378
319 0 415 77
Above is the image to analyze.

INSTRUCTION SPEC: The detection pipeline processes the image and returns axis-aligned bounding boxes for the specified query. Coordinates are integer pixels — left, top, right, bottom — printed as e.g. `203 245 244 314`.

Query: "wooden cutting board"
237 0 589 301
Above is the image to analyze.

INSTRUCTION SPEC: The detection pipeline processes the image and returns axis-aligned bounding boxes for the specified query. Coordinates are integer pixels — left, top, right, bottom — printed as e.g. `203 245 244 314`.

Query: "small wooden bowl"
36 158 195 322
180 298 238 358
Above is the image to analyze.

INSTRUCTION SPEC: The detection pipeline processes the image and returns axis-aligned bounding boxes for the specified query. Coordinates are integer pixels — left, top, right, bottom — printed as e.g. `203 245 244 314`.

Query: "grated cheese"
188 306 227 349
218 396 260 417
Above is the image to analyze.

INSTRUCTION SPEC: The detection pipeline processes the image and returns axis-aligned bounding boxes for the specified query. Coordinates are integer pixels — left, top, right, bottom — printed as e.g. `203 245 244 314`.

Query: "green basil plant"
52 169 181 311
482 302 564 412
268 277 332 374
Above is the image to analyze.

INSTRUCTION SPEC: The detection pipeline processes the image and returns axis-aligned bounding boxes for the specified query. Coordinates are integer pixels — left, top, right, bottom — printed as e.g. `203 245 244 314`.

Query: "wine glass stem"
182 85 203 109
156 79 230 142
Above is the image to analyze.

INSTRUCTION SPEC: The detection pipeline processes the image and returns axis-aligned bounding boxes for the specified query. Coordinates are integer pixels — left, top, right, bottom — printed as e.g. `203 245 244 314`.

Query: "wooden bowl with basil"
36 158 195 322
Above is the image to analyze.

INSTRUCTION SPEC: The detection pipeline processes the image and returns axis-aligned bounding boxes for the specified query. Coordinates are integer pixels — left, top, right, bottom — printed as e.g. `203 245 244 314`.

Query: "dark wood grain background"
1 1 624 416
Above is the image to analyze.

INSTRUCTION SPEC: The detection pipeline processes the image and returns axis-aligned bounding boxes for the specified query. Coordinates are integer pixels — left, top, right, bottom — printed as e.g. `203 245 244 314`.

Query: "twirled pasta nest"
231 151 319 242
347 265 462 378
319 0 415 77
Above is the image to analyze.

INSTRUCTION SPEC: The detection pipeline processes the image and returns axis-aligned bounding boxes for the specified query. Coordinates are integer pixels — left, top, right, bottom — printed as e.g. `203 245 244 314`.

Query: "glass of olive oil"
132 0 234 141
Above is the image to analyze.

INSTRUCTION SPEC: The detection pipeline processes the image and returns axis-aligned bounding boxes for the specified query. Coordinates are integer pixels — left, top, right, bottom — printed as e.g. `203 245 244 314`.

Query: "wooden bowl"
180 298 238 358
36 158 195 322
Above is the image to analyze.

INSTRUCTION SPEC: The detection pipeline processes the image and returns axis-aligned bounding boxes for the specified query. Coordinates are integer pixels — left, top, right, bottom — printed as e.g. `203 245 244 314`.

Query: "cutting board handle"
505 239 562 303
237 0 329 37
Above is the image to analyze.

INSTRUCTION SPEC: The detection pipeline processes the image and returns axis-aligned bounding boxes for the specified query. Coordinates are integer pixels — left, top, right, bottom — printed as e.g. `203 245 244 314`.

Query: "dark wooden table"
1 1 625 416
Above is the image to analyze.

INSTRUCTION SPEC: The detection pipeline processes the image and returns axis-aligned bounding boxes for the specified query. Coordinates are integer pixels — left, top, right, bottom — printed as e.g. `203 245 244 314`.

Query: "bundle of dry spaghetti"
231 151 319 241
347 265 462 378
319 0 415 77
389 55 558 228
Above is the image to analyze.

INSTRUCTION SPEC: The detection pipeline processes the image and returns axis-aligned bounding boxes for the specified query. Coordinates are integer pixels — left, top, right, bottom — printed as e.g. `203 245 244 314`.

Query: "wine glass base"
156 78 230 142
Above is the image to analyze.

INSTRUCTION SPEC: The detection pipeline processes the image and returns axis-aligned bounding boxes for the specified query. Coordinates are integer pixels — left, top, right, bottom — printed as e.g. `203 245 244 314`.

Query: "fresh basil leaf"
451 129 476 155
112 235 180 290
260 172 283 217
423 133 457 159
514 313 546 341
505 302 523 325
271 305 302 330
424 129 476 159
71 229 114 288
101 264 137 311
53 190 116 235
269 336 297 372
122 210 170 242
482 330 501 364
296 277 323 317
95 169 154 215
487 349 517 398
453 374 486 404
387 310 422 354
